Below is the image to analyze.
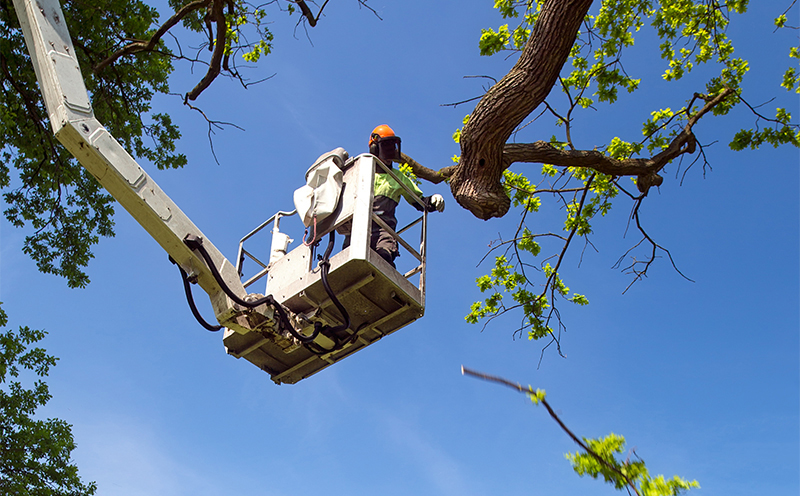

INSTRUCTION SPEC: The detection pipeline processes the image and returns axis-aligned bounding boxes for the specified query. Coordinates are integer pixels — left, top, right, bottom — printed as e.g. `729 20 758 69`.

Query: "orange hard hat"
369 124 402 163
369 124 396 146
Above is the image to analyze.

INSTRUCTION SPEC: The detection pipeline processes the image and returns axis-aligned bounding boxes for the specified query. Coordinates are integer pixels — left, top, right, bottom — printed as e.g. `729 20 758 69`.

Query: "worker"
364 124 445 267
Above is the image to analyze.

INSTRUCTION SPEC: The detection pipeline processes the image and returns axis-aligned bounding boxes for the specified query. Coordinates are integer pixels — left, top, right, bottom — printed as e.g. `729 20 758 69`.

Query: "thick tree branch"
500 87 735 194
93 0 213 74
451 0 737 218
185 0 226 101
454 0 593 220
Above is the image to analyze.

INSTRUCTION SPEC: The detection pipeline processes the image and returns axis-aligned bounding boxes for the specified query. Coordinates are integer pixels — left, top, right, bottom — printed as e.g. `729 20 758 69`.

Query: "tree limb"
453 0 594 220
293 0 331 27
400 152 455 184
93 0 213 74
185 0 227 101
502 87 734 195
461 366 643 496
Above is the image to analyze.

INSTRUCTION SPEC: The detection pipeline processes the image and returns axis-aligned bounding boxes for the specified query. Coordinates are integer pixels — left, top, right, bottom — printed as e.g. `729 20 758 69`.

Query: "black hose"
299 231 356 357
182 232 358 355
171 257 223 332
182 235 319 344
318 231 351 334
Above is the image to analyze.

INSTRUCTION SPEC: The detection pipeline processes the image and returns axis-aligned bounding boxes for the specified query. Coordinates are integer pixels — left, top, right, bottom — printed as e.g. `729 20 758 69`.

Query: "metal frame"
235 210 297 289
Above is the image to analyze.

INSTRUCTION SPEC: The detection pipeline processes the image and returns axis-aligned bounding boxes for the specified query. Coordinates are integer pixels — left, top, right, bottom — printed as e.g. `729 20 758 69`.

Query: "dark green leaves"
0 304 97 495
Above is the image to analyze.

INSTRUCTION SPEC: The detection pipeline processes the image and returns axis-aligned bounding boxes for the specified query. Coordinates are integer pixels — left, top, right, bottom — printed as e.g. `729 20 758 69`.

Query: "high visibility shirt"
374 169 424 207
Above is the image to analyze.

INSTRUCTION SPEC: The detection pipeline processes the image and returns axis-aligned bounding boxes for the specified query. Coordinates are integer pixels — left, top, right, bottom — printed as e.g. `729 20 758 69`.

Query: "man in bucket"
364 124 445 268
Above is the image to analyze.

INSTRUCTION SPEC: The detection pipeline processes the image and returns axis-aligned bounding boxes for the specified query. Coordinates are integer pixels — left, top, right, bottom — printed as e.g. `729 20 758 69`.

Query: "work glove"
429 194 445 212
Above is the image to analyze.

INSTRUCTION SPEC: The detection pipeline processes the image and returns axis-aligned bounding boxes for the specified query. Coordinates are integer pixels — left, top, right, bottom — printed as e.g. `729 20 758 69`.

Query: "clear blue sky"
1 1 797 495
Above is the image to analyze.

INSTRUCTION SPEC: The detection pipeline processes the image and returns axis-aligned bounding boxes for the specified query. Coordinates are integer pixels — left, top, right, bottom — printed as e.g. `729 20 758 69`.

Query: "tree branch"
453 0 594 219
93 0 213 74
501 88 735 194
400 152 455 184
461 366 643 496
185 0 226 101
293 0 331 27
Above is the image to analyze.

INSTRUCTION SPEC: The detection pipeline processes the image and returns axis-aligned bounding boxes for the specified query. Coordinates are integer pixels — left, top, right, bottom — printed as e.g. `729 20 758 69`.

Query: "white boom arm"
13 0 265 333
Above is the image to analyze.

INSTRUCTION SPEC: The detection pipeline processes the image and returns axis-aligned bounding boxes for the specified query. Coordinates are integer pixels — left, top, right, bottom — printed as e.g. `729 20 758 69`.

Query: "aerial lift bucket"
226 153 427 384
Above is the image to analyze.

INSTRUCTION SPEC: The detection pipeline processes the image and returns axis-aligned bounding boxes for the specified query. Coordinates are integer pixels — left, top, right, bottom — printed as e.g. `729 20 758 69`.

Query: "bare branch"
293 0 331 27
613 197 694 293
355 0 382 20
178 94 245 164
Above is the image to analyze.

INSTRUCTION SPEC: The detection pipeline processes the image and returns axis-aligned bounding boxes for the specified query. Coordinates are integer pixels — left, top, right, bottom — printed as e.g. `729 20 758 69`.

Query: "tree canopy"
439 0 799 350
0 307 97 495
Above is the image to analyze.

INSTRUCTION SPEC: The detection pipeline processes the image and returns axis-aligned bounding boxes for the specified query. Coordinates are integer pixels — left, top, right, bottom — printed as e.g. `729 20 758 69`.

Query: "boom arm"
13 0 264 333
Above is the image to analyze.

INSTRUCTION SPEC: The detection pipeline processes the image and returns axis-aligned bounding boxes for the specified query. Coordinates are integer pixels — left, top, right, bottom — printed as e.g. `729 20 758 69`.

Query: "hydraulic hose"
171 256 223 332
318 231 352 334
182 235 319 344
301 231 356 356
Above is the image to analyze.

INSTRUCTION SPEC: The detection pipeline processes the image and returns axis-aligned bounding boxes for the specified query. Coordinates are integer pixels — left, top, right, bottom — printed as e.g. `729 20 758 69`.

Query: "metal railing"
235 210 297 289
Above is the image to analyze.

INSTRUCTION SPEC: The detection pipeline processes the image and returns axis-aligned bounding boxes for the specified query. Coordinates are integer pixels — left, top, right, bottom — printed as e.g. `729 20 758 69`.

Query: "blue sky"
1 1 798 495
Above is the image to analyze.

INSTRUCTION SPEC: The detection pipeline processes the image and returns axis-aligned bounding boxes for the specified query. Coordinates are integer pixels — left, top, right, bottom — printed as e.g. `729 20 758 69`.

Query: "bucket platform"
223 154 427 384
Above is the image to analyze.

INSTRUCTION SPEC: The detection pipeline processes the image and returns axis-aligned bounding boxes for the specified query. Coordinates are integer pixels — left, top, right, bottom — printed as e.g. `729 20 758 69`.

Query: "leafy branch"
461 365 700 496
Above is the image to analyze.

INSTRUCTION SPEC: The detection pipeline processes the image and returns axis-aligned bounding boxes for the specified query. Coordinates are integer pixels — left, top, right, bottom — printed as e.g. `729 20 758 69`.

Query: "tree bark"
453 0 594 220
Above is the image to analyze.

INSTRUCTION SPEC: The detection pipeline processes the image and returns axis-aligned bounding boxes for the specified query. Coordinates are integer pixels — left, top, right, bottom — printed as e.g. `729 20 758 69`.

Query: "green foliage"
478 0 544 56
730 107 800 149
779 43 800 93
398 162 421 186
0 304 96 495
0 0 288 288
466 0 798 357
479 24 512 56
478 0 797 162
468 162 622 339
503 170 541 212
567 433 699 496
527 385 546 404
465 243 590 340
451 114 470 163
224 6 274 62
0 0 176 287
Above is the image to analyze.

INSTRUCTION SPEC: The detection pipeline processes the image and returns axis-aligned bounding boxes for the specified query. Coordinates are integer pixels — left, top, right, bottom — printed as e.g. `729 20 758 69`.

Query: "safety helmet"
369 124 402 163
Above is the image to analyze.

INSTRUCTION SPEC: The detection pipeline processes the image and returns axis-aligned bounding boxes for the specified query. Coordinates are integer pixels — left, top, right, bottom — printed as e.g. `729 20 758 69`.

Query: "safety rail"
373 157 427 277
236 209 297 289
